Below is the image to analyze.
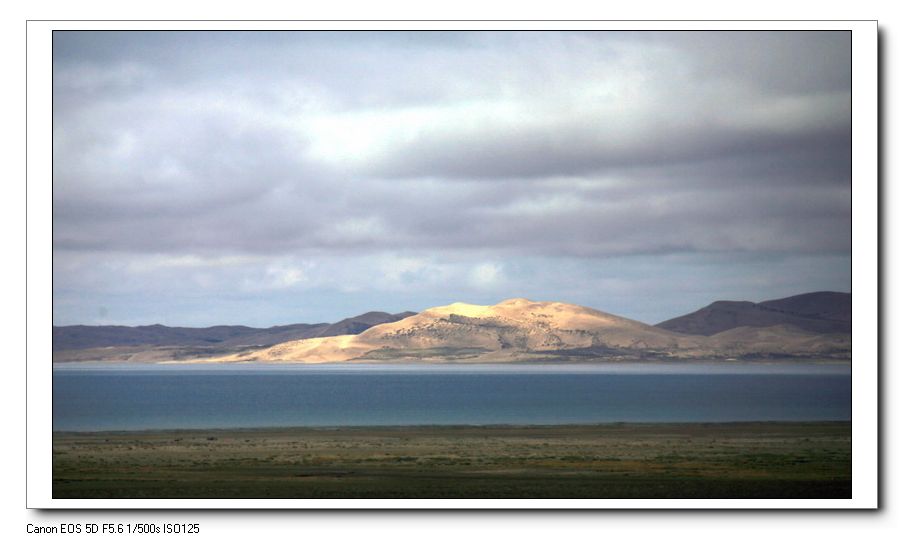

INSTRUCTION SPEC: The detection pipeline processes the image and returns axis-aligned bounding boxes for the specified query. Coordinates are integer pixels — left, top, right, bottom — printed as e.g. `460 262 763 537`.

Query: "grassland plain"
52 422 851 499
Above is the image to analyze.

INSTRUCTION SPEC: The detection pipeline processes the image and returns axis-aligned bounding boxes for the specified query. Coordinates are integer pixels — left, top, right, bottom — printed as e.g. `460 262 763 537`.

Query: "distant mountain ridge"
655 291 851 336
205 296 850 364
53 293 852 363
52 311 416 360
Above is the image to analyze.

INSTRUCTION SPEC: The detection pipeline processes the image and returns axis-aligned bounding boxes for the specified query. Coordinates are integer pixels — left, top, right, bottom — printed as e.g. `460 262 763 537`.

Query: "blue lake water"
52 363 852 431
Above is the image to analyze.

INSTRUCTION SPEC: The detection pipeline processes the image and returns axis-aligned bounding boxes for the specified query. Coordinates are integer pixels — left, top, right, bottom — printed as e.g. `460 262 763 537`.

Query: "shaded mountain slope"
655 292 851 336
758 292 852 324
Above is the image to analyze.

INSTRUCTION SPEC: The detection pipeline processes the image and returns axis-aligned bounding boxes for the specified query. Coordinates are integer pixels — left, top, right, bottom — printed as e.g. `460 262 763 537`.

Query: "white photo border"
27 19 878 509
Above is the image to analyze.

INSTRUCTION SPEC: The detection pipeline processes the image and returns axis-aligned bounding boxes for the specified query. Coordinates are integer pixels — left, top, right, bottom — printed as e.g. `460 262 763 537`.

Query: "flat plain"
52 422 851 499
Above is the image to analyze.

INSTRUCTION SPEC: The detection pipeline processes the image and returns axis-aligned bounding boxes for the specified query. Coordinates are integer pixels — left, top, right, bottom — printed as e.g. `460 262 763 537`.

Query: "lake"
52 362 852 431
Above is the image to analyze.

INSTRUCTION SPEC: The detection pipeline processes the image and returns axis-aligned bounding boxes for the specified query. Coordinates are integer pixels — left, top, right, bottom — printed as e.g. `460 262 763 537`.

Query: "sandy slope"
205 299 756 363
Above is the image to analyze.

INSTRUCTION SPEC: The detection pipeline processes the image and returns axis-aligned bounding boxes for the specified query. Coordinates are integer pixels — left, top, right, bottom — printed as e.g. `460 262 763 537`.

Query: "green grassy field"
53 422 851 499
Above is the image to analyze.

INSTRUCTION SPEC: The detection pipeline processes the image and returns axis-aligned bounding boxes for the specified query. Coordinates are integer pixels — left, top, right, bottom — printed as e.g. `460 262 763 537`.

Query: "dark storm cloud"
364 119 851 181
52 30 852 325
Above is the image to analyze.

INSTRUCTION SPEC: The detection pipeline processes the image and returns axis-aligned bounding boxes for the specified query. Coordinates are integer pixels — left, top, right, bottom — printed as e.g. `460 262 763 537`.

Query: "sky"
52 31 852 327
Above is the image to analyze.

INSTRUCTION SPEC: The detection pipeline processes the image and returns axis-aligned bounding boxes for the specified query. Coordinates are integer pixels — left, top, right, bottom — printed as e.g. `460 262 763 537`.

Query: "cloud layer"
52 31 852 326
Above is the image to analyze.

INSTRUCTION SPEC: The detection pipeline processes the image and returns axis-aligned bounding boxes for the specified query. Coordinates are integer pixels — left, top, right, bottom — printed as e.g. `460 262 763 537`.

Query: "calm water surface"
52 363 852 431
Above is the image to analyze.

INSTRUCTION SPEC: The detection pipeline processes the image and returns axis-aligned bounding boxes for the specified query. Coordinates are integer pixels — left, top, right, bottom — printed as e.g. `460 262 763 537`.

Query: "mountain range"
655 291 851 335
52 311 415 362
52 291 851 363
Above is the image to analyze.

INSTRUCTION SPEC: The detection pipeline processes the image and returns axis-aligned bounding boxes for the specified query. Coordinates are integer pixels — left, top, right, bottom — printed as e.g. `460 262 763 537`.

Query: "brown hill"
210 298 850 364
706 325 852 357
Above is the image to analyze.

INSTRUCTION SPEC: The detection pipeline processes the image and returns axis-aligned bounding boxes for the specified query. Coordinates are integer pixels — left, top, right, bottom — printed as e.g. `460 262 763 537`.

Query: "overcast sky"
52 31 852 327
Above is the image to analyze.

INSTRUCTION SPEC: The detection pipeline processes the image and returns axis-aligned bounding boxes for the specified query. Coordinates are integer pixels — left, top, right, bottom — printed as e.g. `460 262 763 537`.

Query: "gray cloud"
52 31 852 326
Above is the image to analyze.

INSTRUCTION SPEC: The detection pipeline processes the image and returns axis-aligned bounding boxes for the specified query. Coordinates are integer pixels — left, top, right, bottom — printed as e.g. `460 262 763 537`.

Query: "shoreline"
52 358 855 367
53 357 855 365
53 419 852 436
